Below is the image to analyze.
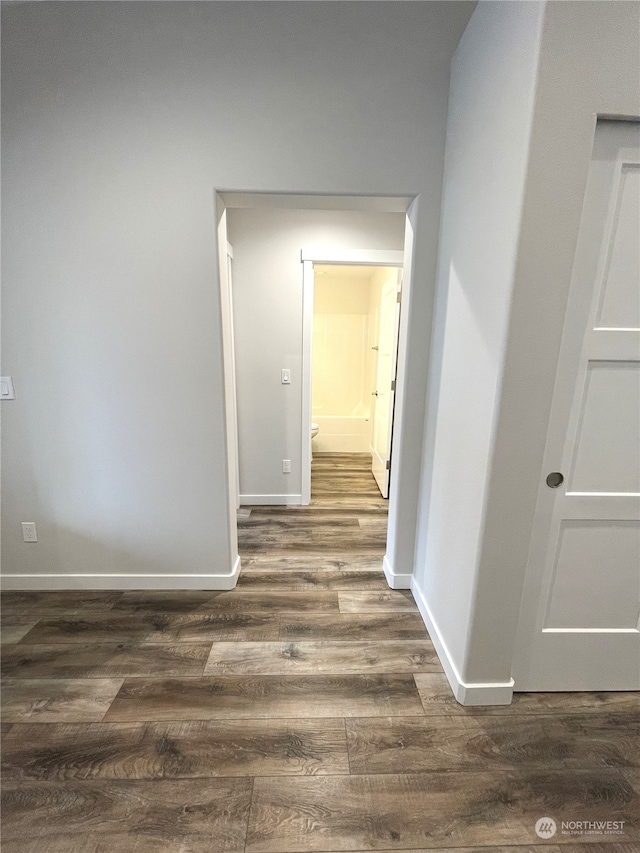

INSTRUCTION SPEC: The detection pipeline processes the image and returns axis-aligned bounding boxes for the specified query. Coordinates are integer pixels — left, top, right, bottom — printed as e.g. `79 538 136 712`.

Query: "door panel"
569 361 639 493
596 164 640 328
513 121 640 691
371 271 401 498
545 520 640 629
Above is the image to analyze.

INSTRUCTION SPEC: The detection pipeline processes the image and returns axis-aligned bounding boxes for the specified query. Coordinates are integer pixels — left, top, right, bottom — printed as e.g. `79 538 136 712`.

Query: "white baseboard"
382 553 412 589
411 577 514 706
1 555 242 591
239 494 302 506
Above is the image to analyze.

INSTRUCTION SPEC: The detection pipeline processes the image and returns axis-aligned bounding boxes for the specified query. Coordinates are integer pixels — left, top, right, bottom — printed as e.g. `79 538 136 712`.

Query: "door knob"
546 472 564 488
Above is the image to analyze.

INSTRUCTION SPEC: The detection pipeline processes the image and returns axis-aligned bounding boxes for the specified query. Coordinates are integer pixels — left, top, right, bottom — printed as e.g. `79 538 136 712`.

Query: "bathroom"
312 264 400 498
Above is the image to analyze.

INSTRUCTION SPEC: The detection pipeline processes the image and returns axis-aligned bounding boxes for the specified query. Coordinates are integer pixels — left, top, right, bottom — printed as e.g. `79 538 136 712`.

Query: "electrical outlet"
21 522 37 542
282 459 291 473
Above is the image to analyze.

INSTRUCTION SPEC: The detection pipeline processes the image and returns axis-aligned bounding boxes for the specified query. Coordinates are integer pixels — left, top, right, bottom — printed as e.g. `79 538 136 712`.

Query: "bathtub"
312 415 372 453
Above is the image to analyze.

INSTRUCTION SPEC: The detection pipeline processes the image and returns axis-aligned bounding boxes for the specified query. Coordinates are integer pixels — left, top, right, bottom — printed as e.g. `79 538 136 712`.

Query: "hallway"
239 452 389 564
0 454 638 850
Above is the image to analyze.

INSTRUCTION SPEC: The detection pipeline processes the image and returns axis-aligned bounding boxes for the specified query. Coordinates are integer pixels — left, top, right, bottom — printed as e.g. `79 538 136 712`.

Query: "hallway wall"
464 0 640 689
1 2 473 587
412 0 545 702
414 0 640 702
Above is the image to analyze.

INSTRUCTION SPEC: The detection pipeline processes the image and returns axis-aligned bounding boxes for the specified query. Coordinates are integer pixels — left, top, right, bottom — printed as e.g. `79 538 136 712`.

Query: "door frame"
225 242 241 510
215 191 419 598
300 249 404 505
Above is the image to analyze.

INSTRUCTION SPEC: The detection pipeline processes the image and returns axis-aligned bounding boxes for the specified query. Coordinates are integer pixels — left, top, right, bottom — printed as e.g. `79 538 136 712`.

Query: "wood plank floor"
1 453 639 851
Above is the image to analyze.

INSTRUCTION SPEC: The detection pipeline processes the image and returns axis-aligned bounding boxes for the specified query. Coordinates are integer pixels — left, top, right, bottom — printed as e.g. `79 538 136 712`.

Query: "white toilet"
311 423 320 441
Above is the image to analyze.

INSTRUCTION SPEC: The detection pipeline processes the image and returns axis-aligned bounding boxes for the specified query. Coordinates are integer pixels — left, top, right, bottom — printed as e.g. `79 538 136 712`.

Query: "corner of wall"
411 575 514 706
382 553 412 589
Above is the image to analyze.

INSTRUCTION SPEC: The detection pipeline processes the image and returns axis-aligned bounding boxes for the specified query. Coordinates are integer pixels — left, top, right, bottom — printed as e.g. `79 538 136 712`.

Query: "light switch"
281 369 291 385
0 377 15 400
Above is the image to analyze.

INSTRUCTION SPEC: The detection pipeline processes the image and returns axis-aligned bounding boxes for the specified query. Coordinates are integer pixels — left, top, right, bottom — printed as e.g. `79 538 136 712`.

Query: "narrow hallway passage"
239 451 391 566
233 450 427 671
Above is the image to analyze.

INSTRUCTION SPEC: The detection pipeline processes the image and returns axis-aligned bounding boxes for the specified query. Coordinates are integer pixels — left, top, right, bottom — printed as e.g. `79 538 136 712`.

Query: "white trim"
543 627 639 634
225 243 240 510
239 494 303 506
301 260 314 506
1 556 242 591
411 577 514 706
215 194 240 569
219 193 412 213
383 553 412 589
301 248 404 266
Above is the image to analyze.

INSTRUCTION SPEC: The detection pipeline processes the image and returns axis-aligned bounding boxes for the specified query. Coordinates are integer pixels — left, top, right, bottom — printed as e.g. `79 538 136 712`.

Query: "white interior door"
513 121 640 691
371 270 401 498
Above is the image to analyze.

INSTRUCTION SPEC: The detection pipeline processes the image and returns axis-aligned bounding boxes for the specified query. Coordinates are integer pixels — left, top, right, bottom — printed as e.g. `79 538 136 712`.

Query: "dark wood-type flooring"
1 453 638 851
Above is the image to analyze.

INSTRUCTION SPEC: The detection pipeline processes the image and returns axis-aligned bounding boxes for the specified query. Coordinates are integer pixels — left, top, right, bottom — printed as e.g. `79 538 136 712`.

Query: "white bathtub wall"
312 266 401 454
313 416 372 453
313 269 373 431
312 311 369 416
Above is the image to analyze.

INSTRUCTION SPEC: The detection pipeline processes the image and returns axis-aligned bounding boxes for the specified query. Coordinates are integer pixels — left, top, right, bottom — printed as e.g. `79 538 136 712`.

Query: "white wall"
1 2 474 587
229 209 403 500
465 0 640 687
413 0 544 699
414 0 640 702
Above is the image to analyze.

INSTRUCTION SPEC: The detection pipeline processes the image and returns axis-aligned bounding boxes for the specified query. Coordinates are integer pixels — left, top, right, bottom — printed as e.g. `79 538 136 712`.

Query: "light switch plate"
1 377 15 400
281 369 291 385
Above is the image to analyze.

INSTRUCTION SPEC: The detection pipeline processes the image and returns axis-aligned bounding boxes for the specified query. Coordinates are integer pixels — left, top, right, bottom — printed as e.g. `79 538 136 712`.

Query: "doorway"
301 249 403 506
216 193 420 592
309 264 402 501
